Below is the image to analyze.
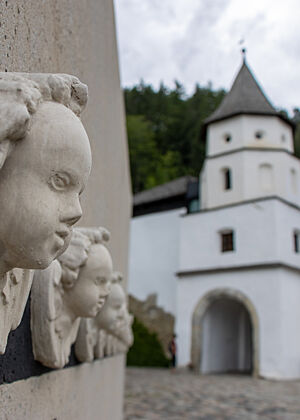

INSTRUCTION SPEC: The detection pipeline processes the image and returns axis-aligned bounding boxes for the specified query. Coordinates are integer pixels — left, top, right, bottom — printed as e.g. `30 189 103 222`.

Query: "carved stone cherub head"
116 311 134 350
58 227 112 319
94 271 127 334
102 305 134 356
31 227 113 369
75 271 129 362
0 73 91 275
0 73 92 353
101 311 134 357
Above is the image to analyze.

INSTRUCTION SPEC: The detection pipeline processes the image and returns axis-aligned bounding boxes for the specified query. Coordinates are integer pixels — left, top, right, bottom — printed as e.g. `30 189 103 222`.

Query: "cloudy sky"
114 0 300 115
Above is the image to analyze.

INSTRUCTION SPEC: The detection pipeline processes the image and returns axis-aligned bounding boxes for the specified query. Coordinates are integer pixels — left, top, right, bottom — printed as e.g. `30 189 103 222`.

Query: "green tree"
127 318 170 367
292 108 300 158
124 81 226 193
127 115 159 193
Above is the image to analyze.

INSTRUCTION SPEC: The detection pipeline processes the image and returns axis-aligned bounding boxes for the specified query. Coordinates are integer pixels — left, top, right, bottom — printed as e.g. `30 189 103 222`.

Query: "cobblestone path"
124 367 300 420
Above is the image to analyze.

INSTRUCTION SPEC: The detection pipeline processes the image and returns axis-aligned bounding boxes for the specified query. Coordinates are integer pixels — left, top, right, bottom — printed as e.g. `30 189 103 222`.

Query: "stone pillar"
0 1 130 419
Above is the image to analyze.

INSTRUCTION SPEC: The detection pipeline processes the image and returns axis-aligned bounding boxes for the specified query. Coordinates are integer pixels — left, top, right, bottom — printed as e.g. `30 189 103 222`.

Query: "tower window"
221 230 234 252
259 163 273 191
223 168 232 190
291 168 297 194
281 134 286 142
224 133 232 143
294 231 300 253
255 130 264 139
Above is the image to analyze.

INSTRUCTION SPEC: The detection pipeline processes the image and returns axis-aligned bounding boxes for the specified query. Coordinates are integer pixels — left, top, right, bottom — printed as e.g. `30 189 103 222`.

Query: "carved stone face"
95 282 126 333
66 243 113 318
0 101 92 271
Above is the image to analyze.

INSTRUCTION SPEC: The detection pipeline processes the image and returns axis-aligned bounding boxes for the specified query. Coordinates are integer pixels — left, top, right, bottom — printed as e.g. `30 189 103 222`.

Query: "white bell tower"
200 58 296 209
177 57 300 379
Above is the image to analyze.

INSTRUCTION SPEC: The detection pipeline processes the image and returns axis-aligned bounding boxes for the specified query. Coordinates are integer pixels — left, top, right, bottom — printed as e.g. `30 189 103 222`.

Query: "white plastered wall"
207 115 294 157
179 198 300 272
202 113 298 210
201 149 300 209
280 269 300 378
178 198 300 379
200 299 252 374
129 208 183 315
177 268 300 379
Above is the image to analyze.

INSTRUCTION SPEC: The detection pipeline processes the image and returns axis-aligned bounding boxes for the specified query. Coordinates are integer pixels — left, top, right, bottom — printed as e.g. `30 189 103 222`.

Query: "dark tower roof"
205 60 292 127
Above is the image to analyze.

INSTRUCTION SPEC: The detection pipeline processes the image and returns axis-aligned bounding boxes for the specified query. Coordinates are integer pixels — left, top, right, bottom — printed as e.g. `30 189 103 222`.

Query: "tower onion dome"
204 60 293 128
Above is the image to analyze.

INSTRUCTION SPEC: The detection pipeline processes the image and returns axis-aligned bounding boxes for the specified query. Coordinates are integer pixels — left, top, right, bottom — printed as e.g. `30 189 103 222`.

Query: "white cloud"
115 0 300 113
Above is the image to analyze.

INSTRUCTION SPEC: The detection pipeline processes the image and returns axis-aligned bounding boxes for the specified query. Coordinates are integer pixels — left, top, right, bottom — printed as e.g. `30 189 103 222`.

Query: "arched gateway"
191 289 259 376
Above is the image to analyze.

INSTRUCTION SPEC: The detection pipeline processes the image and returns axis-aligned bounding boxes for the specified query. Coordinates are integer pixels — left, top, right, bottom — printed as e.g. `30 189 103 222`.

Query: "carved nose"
117 310 125 320
65 214 82 226
61 197 82 226
104 283 111 296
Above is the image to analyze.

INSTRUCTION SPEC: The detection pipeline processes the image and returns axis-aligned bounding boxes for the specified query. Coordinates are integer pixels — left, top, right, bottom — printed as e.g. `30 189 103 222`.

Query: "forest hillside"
124 81 300 194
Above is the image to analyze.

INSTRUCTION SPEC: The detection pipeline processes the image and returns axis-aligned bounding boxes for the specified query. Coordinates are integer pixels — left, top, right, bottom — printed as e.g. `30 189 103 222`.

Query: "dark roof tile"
205 60 280 124
133 175 197 206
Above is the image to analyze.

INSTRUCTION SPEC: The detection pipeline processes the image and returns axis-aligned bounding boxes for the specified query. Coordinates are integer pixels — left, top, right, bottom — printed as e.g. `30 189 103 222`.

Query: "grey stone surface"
124 367 300 420
0 0 131 285
0 73 91 355
0 355 125 420
0 0 130 418
31 227 112 369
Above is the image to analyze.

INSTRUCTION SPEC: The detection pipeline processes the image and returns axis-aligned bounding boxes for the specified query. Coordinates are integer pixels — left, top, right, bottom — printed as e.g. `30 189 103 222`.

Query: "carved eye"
49 173 71 191
95 277 107 285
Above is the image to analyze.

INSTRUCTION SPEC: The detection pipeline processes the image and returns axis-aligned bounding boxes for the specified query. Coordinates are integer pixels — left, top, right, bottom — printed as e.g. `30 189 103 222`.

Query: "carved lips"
97 298 106 309
55 230 70 247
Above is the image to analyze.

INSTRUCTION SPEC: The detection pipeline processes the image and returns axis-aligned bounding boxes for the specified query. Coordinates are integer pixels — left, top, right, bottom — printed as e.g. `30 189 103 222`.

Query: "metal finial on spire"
241 47 247 63
239 39 247 63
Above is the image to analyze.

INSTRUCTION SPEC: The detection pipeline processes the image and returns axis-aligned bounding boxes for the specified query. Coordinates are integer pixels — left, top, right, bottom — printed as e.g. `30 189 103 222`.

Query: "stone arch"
191 288 259 376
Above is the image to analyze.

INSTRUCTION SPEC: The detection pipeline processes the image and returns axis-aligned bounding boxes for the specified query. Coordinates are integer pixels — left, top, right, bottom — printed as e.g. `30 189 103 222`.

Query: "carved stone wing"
0 268 33 354
30 260 64 368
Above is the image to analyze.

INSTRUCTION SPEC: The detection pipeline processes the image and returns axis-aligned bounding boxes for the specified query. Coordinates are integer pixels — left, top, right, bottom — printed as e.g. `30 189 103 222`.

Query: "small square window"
221 231 234 252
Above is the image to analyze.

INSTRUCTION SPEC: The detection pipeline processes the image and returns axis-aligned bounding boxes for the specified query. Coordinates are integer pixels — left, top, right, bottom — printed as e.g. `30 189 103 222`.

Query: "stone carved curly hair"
58 227 110 290
0 72 88 170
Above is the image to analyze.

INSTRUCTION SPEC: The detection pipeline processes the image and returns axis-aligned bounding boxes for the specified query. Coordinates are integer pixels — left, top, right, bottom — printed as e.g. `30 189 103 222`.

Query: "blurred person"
168 333 177 371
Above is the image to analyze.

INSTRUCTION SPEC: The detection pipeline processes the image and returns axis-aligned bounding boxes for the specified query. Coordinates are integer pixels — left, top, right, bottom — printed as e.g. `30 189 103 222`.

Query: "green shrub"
126 318 170 367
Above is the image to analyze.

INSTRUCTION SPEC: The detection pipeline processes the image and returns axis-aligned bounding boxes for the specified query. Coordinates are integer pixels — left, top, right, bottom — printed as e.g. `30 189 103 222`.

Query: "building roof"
205 60 292 127
134 176 197 206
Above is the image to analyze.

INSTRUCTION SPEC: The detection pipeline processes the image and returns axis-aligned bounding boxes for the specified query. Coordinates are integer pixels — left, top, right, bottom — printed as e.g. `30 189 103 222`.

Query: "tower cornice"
206 146 300 161
182 195 300 217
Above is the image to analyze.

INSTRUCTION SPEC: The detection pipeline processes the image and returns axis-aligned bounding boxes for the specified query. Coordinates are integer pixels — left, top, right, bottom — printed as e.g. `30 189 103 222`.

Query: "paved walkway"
124 368 300 420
